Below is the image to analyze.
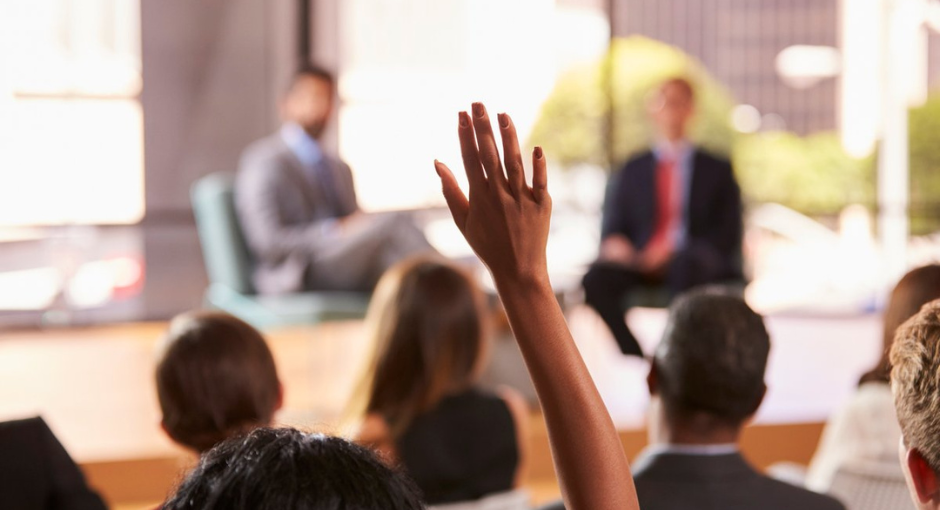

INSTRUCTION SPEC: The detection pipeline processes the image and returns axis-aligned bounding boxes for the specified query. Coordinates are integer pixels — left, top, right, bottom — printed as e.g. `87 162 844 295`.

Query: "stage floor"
0 305 883 507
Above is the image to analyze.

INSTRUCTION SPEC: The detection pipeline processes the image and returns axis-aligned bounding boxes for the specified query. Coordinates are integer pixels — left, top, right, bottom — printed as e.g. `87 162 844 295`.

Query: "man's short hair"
292 63 335 88
155 312 281 452
660 76 695 102
891 299 940 472
654 290 770 426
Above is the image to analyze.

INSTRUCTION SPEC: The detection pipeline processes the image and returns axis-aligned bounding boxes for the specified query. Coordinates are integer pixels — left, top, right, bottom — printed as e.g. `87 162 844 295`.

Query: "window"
0 0 144 226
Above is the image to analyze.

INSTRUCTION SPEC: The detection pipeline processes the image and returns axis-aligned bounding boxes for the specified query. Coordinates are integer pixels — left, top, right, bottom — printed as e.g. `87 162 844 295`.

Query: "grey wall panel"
141 0 298 218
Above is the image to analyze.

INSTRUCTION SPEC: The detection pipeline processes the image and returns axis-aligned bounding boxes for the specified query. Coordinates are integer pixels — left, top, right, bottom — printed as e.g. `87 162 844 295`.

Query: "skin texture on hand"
434 103 639 510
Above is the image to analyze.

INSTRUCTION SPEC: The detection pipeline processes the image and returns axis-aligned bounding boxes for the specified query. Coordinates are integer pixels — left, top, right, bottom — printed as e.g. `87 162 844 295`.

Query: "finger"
532 146 548 204
497 113 526 199
471 102 509 191
434 160 469 233
458 111 486 191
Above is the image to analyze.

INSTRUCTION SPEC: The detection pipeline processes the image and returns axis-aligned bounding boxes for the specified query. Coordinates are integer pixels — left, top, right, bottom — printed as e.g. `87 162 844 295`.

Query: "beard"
302 120 327 139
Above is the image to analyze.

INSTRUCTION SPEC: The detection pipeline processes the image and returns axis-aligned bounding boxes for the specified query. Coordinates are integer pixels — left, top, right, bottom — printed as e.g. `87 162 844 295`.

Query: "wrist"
492 268 552 296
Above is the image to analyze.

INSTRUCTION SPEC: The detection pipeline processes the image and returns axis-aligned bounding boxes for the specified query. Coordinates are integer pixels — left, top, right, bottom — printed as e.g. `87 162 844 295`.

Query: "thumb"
435 160 469 233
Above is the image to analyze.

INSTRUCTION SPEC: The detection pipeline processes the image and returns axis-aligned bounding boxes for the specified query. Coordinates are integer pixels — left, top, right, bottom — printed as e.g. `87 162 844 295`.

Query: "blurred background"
3 2 940 508
1 0 940 328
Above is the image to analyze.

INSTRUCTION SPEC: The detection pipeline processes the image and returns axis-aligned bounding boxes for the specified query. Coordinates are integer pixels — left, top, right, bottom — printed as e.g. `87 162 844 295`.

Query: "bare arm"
434 103 637 510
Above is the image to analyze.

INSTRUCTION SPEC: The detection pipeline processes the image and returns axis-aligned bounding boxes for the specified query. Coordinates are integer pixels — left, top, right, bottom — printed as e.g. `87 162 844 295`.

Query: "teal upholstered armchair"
191 172 370 329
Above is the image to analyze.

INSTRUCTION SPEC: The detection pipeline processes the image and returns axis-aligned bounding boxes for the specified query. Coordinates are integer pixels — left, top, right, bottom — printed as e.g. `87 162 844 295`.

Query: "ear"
278 97 291 121
647 363 659 396
906 448 940 504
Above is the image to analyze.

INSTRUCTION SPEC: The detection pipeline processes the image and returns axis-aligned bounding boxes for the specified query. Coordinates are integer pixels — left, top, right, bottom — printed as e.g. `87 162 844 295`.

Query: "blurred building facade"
612 0 940 137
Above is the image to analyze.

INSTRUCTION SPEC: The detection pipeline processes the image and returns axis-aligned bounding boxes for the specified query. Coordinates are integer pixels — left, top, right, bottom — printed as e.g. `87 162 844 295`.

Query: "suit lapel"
686 150 707 232
636 153 658 245
274 136 328 218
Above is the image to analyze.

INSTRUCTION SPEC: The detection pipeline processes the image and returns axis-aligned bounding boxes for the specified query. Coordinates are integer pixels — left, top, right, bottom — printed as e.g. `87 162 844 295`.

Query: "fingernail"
433 160 443 176
472 102 485 118
534 146 543 159
458 111 469 128
497 113 509 129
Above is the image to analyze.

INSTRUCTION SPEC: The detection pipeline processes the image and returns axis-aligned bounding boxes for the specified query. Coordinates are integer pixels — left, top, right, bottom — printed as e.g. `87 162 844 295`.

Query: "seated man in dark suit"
236 64 434 295
890 300 940 510
541 290 845 510
0 416 107 510
582 77 742 356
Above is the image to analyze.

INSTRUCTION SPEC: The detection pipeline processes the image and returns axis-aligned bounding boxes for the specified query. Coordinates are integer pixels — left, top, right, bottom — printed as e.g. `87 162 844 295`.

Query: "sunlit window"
337 0 608 212
0 0 144 226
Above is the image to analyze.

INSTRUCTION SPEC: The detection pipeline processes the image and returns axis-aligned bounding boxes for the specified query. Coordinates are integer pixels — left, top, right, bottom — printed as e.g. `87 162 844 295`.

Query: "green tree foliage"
908 92 940 234
733 132 874 215
529 36 737 169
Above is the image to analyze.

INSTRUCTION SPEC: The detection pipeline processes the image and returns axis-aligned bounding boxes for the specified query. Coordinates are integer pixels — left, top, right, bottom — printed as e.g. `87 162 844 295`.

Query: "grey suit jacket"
539 451 846 510
235 132 358 295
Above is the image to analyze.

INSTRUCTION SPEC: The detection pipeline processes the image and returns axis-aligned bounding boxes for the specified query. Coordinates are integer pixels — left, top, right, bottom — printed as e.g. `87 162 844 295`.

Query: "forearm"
495 275 637 510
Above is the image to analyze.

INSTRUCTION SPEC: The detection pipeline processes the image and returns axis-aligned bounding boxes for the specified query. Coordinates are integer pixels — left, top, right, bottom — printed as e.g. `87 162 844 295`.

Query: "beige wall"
140 0 308 219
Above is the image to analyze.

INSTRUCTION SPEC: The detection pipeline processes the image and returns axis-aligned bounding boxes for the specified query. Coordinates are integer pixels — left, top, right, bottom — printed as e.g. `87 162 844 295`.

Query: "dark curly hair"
164 427 425 510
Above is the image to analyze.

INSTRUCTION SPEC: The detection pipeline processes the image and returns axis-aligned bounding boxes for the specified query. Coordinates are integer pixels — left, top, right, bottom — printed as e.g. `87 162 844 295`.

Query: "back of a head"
863 265 940 384
654 290 770 427
363 257 487 438
156 311 281 453
163 427 425 510
890 300 940 476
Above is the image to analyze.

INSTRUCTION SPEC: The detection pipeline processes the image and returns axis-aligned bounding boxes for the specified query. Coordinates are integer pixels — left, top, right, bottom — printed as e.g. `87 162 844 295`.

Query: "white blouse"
805 381 903 492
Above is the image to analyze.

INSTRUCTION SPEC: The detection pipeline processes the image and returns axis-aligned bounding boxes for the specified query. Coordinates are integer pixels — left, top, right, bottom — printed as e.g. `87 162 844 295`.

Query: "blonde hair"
352 257 490 440
890 299 940 471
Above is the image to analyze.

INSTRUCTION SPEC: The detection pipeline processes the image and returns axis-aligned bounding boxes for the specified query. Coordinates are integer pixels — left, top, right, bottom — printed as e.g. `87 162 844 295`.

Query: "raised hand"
434 103 551 287
433 103 638 510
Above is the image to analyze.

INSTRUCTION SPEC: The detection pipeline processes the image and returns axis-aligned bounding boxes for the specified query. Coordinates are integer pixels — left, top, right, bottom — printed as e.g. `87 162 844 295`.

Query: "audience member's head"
649 76 696 142
648 289 769 444
358 257 489 438
861 264 940 385
163 427 425 510
155 311 282 453
281 63 335 139
891 300 940 509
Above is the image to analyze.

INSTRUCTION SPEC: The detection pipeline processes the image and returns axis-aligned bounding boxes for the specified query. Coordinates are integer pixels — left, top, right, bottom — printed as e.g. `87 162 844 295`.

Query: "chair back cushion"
191 173 254 295
828 461 915 510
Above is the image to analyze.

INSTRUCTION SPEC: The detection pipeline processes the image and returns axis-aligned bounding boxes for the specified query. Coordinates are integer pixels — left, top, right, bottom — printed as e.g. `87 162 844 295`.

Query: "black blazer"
0 417 107 510
601 149 743 277
628 451 845 510
539 451 846 510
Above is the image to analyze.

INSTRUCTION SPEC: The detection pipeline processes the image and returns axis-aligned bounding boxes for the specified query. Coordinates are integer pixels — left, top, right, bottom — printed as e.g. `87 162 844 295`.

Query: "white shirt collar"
280 122 324 168
653 139 693 162
642 443 739 457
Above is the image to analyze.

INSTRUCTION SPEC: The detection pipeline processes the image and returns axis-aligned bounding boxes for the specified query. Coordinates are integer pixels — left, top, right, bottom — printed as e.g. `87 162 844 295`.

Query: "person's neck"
661 427 739 446
657 136 688 153
650 412 742 446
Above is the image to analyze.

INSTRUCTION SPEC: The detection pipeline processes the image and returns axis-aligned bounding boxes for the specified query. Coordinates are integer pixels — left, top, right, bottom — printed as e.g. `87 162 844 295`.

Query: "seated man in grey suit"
236 64 433 294
541 291 845 510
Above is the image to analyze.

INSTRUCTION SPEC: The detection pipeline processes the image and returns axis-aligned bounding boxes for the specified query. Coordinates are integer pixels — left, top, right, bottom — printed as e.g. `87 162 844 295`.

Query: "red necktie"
650 157 677 251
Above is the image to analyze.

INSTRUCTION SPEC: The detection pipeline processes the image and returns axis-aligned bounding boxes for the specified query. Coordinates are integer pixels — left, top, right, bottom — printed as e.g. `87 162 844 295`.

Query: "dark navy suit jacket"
539 451 846 510
601 149 743 278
